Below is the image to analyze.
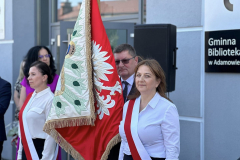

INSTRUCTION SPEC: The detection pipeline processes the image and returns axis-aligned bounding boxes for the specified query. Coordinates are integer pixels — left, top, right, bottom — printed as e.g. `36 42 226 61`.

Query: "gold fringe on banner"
54 67 65 96
48 129 84 160
85 0 96 125
101 134 121 160
43 116 95 131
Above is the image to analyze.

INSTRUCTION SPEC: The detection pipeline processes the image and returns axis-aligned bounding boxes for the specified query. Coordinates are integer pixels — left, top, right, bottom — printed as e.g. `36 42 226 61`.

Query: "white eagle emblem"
92 41 122 120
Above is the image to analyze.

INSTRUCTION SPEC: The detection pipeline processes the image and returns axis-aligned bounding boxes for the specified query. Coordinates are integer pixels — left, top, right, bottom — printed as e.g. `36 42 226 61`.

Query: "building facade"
0 0 240 159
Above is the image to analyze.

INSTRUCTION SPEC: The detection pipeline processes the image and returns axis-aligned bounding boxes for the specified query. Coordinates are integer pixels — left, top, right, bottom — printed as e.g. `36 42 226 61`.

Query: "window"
52 0 140 23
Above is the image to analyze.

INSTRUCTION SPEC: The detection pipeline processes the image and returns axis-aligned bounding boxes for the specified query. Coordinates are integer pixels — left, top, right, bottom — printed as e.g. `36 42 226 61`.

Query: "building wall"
13 0 36 84
205 73 240 160
0 0 13 81
147 0 240 160
147 0 203 159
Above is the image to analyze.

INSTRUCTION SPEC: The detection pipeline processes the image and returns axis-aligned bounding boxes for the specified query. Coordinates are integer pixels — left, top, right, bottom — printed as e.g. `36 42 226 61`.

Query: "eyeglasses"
115 57 135 65
38 54 51 59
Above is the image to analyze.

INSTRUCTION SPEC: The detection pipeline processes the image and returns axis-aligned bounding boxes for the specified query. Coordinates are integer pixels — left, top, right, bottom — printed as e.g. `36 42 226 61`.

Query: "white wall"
147 0 240 159
147 0 203 159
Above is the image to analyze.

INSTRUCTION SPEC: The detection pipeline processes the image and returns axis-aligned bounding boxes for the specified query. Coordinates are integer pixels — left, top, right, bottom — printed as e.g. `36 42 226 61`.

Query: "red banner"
55 0 124 159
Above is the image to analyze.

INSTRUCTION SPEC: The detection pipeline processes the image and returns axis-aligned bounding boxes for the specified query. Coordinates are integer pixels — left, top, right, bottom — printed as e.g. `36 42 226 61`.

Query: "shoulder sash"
19 92 36 160
124 99 151 160
19 92 59 160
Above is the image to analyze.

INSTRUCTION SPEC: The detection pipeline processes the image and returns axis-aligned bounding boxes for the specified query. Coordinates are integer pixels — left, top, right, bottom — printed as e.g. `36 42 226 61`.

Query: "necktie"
122 81 129 103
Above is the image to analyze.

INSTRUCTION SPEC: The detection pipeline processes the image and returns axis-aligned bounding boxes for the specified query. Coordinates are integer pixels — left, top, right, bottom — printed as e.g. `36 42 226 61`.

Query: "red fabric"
55 0 124 159
19 92 34 160
124 99 141 160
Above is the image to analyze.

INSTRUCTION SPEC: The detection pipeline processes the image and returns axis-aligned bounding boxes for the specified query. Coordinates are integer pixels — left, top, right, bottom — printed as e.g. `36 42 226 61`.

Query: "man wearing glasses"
107 44 138 160
113 44 138 103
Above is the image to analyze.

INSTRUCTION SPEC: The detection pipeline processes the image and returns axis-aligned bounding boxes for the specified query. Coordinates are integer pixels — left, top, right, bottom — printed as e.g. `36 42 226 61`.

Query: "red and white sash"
19 93 59 160
124 98 151 160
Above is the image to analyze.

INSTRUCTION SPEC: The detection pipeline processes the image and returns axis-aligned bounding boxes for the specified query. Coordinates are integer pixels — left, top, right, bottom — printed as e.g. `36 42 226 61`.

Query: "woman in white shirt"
18 61 58 160
119 59 180 160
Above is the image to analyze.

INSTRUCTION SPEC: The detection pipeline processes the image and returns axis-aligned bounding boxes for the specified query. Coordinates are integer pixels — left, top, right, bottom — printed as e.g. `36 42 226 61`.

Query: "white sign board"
205 0 240 31
0 0 5 39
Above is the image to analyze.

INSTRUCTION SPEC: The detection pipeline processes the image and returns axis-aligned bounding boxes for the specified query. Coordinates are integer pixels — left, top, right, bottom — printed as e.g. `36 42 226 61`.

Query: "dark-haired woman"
17 46 60 160
17 61 58 160
119 59 180 160
19 46 59 109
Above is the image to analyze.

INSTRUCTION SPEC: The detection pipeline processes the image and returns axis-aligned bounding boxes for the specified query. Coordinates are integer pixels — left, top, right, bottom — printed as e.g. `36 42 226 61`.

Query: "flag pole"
97 0 100 11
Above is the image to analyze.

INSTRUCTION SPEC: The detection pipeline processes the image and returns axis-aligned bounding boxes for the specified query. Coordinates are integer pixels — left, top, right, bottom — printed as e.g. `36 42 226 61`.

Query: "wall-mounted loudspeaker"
134 24 177 92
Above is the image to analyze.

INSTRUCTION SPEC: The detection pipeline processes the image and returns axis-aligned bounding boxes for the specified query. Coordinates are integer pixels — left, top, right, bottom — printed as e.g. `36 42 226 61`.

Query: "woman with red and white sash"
119 59 180 160
18 61 58 160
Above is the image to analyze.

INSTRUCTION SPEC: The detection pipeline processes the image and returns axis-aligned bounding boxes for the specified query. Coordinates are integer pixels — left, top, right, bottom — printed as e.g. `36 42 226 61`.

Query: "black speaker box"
134 24 177 92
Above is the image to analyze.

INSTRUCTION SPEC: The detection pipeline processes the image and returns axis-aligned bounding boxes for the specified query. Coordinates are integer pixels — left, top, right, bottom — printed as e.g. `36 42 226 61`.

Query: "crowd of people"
0 43 180 160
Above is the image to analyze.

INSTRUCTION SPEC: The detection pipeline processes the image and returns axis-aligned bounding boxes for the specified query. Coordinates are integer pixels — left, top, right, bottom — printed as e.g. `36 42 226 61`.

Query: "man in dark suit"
113 44 138 102
107 44 138 160
0 77 11 158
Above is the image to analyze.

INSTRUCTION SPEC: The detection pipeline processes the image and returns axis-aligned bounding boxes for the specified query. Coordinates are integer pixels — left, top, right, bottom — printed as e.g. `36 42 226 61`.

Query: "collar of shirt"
139 92 161 110
32 87 51 99
121 74 134 87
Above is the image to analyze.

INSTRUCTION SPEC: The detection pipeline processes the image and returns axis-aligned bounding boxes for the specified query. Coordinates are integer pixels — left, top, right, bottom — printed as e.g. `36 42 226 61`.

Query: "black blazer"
0 78 11 141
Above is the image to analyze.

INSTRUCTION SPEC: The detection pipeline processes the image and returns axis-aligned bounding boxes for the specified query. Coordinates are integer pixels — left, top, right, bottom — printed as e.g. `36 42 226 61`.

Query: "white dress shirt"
18 87 56 160
119 92 180 160
121 74 134 96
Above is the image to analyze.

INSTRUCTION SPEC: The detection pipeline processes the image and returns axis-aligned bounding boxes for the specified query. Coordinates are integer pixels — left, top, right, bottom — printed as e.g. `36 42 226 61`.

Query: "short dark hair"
30 61 53 84
23 46 56 78
113 44 136 57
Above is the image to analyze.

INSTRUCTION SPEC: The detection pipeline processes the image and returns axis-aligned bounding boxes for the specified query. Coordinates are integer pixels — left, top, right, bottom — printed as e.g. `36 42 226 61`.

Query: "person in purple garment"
17 46 61 160
19 46 59 105
19 46 59 107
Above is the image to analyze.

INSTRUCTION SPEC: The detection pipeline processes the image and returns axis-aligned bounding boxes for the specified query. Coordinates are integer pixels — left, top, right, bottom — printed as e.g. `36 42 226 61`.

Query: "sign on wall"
205 30 240 72
0 0 5 39
205 0 240 72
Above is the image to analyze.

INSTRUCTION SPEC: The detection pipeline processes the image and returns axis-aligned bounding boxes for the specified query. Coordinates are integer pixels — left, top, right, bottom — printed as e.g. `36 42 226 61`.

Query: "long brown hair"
128 59 171 101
